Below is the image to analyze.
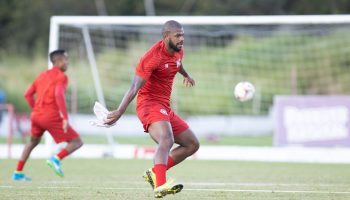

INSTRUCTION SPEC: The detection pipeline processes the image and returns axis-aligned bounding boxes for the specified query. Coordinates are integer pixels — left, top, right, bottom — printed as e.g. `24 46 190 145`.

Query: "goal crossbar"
49 15 350 53
51 15 350 26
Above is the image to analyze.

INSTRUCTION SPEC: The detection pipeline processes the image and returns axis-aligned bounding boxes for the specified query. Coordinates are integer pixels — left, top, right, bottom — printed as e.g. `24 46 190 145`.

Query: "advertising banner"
274 96 350 146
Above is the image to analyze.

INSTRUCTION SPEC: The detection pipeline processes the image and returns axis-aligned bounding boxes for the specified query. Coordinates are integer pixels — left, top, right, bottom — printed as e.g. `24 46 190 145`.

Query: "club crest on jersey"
176 59 181 68
160 109 168 116
164 64 169 69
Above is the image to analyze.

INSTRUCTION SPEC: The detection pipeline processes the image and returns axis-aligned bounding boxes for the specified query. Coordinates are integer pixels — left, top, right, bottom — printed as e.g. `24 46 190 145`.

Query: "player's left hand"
105 109 122 125
183 75 195 87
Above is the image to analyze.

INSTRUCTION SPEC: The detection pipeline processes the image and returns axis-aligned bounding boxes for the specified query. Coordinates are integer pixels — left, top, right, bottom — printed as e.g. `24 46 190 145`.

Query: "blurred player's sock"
46 156 64 177
56 149 69 160
167 156 176 170
16 160 26 171
153 164 167 187
143 168 156 189
12 171 31 181
153 178 183 198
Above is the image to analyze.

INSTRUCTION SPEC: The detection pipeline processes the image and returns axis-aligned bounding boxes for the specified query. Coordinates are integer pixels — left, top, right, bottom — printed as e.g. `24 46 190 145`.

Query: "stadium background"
1 1 350 200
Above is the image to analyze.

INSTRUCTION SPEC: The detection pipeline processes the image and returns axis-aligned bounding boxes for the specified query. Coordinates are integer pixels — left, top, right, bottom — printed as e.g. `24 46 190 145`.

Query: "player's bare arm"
105 75 146 125
179 64 195 87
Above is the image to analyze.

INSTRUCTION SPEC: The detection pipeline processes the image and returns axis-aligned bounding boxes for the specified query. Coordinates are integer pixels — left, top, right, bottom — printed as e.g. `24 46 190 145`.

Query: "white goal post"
49 14 350 110
48 15 350 149
50 14 350 58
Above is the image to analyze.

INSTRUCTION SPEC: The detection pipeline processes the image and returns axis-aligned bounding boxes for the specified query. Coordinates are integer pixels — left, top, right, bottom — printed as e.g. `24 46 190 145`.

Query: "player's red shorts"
136 104 189 136
30 113 79 143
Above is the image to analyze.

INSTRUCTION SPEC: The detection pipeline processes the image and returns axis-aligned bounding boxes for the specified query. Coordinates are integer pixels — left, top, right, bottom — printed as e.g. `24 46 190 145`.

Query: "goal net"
49 15 350 146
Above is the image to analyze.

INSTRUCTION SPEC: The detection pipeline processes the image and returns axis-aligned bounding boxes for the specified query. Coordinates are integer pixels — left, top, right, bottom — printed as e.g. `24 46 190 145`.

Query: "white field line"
1 185 350 195
4 144 350 163
185 188 350 194
3 180 348 187
184 182 346 187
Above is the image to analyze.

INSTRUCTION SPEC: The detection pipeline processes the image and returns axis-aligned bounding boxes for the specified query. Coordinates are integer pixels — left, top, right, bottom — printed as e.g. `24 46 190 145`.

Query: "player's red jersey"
24 66 79 143
135 40 189 134
135 40 183 109
24 66 68 120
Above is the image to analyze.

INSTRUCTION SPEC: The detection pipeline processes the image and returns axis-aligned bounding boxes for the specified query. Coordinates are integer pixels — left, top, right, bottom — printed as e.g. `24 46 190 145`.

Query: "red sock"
16 160 26 171
167 156 177 170
56 149 69 160
153 164 167 187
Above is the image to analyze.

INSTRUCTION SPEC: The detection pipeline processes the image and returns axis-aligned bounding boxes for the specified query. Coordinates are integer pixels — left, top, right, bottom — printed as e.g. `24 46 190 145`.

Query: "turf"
1 159 350 200
1 134 273 146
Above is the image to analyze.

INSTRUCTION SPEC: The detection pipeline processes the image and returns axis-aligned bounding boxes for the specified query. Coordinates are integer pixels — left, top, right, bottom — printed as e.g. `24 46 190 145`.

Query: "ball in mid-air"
234 81 255 102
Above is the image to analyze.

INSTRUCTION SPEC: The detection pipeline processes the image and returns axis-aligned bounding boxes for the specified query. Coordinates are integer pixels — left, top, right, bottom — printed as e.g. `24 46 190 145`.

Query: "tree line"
1 0 350 56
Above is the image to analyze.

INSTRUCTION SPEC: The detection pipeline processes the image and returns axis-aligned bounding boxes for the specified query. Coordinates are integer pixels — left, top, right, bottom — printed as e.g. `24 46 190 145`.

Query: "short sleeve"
135 52 159 81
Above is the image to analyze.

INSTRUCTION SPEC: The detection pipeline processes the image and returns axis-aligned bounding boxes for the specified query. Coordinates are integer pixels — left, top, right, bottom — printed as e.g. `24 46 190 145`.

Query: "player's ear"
162 31 169 40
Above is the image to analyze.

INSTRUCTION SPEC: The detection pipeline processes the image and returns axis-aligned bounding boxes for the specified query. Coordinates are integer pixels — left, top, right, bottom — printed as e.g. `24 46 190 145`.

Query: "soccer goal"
48 15 350 151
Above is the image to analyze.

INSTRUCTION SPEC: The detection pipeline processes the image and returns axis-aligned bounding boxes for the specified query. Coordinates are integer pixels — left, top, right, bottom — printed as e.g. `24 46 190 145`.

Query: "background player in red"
105 20 200 198
12 50 83 181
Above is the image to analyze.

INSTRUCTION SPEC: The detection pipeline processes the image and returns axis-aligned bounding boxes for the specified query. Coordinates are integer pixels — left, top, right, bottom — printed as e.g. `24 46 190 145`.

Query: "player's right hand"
105 110 122 125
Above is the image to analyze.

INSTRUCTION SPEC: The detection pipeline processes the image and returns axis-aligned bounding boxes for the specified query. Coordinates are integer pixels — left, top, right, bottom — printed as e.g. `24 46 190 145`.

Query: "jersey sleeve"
135 52 159 81
23 82 36 109
55 75 68 120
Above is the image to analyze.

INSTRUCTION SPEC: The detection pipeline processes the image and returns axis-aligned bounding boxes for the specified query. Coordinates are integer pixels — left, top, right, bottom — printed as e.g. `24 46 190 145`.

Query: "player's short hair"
49 49 66 64
162 20 183 37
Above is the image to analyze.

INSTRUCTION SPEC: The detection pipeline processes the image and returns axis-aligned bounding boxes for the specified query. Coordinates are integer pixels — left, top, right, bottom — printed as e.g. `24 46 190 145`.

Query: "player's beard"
168 39 181 52
61 64 68 72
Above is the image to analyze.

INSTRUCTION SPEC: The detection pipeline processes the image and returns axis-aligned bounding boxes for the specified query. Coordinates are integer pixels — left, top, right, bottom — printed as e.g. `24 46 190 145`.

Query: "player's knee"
77 138 84 149
73 137 83 149
30 136 41 146
160 136 174 150
192 139 200 153
165 138 174 150
190 137 200 154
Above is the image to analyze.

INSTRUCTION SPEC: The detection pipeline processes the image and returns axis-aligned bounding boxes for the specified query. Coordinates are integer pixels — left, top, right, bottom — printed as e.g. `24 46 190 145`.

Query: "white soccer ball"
234 81 255 102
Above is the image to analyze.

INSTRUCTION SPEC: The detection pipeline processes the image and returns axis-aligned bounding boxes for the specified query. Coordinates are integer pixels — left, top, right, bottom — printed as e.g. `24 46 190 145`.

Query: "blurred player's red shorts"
136 104 189 136
30 113 79 143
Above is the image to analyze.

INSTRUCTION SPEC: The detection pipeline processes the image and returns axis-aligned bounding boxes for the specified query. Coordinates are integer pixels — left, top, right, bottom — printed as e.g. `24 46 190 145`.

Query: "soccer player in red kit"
105 20 200 198
12 50 83 181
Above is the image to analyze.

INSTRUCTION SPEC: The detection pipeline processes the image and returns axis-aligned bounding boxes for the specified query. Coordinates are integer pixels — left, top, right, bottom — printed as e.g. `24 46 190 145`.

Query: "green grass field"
1 159 350 200
1 135 273 146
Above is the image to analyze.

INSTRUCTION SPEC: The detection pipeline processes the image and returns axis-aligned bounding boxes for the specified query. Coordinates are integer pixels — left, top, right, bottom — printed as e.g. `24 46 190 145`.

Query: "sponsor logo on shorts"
160 109 168 116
